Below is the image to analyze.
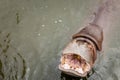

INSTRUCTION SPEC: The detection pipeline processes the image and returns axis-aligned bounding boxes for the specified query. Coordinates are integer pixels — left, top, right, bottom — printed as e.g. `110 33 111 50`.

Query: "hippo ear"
72 23 103 51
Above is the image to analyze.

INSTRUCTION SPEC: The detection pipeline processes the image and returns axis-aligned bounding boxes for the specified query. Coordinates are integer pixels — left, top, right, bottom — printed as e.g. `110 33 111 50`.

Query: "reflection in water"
0 31 26 80
60 68 95 80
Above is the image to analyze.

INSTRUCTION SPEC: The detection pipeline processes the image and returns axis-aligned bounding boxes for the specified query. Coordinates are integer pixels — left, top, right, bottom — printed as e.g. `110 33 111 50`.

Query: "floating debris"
54 19 63 24
41 24 45 27
38 33 41 36
16 12 20 24
63 8 66 10
58 19 62 23
54 20 58 24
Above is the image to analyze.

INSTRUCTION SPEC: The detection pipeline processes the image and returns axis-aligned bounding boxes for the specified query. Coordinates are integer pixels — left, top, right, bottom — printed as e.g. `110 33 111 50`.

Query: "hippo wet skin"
58 0 113 77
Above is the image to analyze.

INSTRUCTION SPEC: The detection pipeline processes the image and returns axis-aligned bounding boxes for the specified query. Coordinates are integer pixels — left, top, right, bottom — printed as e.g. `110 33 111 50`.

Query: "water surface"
0 0 120 80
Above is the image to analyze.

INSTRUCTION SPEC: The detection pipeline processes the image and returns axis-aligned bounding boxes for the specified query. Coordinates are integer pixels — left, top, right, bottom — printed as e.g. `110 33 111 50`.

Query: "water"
0 0 120 80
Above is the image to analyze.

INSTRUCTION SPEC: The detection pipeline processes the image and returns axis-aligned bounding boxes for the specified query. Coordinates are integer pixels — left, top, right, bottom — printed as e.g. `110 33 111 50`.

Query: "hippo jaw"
59 39 96 77
59 54 91 77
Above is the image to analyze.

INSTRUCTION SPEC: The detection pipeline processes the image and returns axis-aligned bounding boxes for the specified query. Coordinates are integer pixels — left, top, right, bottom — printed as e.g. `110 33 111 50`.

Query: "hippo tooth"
84 63 91 71
75 68 84 74
63 64 70 69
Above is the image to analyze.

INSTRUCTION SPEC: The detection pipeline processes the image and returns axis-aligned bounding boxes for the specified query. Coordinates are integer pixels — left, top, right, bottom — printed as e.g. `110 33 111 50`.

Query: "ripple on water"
0 31 27 80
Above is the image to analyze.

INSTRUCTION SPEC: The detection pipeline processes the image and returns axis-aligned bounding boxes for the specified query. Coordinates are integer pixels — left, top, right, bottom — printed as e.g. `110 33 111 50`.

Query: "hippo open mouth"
59 39 96 77
59 54 91 76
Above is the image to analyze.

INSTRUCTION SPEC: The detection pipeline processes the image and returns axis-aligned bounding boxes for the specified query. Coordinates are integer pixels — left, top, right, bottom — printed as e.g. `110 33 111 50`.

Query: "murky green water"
0 0 120 80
